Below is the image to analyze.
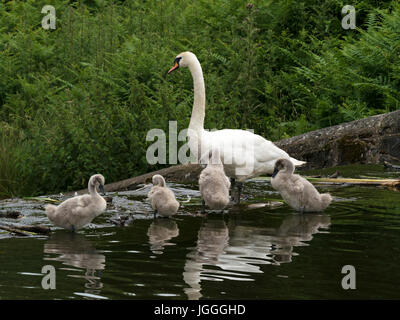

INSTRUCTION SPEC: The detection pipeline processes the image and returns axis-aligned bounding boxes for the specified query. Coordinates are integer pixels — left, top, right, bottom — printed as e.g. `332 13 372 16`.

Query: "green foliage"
0 123 22 198
0 0 399 197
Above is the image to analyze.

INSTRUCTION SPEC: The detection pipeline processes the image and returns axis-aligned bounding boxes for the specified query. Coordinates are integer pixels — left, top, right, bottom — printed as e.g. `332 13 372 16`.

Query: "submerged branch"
0 224 51 236
307 177 400 188
0 225 29 236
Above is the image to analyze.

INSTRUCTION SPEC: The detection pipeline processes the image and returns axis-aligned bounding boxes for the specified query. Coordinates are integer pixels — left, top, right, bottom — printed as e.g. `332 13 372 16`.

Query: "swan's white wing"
200 129 295 177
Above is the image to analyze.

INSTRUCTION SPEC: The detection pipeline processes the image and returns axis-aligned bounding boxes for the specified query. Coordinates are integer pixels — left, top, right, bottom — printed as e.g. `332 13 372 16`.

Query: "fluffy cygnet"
198 149 231 212
45 174 107 231
148 174 179 218
271 159 332 212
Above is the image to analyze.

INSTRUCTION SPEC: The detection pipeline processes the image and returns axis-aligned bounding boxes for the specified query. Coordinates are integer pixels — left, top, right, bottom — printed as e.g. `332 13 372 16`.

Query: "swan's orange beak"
168 62 179 74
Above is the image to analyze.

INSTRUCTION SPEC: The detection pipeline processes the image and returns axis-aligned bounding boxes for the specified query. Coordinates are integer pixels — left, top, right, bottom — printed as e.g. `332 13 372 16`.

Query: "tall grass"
0 124 21 199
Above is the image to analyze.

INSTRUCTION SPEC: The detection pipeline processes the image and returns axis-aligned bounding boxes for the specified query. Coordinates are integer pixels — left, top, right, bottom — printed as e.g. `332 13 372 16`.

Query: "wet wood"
384 161 400 170
0 224 51 236
306 177 400 188
0 225 29 236
275 110 400 169
256 176 400 188
67 163 203 196
14 225 51 235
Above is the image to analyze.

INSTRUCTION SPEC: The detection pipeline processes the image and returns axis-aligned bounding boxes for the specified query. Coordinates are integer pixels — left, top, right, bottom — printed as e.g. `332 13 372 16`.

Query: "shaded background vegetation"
0 0 399 197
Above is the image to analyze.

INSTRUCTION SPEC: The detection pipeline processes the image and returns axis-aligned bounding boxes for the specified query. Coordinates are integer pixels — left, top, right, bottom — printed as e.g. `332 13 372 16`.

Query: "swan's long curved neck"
158 178 166 188
282 165 295 176
188 59 205 133
88 182 99 196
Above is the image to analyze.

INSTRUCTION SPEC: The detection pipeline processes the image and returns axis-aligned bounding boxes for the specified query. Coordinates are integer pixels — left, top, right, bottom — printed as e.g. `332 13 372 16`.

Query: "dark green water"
0 165 399 299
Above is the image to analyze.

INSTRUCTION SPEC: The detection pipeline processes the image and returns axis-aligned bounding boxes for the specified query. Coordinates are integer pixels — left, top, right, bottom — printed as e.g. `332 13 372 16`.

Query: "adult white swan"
168 51 305 203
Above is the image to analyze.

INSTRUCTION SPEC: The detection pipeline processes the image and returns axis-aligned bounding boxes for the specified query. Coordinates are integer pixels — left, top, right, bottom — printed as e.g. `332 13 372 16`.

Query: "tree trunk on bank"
275 109 400 169
68 110 400 195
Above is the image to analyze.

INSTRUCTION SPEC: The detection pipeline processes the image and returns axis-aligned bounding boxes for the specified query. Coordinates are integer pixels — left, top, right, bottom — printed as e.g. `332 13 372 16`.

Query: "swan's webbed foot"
236 182 243 205
71 225 76 233
230 178 236 201
201 199 206 214
230 178 243 204
153 210 158 219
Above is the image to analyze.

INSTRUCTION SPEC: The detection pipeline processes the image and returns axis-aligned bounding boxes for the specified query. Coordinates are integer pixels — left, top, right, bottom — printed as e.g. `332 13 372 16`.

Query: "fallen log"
66 111 400 195
66 163 203 196
275 110 400 169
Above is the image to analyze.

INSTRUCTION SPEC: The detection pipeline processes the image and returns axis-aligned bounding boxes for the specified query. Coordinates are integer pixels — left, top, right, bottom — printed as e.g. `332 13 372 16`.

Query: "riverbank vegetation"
0 0 399 197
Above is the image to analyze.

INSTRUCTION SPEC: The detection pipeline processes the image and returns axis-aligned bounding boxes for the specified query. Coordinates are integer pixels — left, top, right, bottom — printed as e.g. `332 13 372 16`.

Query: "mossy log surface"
68 110 400 195
275 110 400 169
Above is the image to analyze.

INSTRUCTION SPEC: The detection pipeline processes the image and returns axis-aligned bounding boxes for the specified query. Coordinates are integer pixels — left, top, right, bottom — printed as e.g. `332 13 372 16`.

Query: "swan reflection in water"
183 213 331 300
43 232 105 296
147 219 179 254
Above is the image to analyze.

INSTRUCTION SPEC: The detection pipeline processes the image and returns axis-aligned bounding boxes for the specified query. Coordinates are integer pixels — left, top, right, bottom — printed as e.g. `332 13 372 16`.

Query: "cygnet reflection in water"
43 232 105 294
183 214 331 300
147 219 180 254
183 219 229 300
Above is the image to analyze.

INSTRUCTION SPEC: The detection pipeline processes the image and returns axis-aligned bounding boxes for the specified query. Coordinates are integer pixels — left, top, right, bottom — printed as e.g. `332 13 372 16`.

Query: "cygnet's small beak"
271 167 279 178
168 61 179 74
99 184 106 196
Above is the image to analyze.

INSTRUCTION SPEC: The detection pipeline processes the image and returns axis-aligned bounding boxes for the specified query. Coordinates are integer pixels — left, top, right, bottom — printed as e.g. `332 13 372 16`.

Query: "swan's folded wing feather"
292 176 305 193
76 195 92 207
202 129 289 164
224 175 231 189
253 137 290 163
57 195 92 217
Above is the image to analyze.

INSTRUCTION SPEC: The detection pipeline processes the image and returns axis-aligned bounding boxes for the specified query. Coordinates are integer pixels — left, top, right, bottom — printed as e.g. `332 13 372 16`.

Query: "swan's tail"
45 204 57 221
207 194 230 210
290 157 306 167
320 193 332 210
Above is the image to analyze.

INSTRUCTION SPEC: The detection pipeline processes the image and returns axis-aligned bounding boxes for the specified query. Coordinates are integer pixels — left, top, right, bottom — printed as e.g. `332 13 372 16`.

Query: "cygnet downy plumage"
198 149 231 212
45 174 107 231
271 159 332 212
148 174 179 218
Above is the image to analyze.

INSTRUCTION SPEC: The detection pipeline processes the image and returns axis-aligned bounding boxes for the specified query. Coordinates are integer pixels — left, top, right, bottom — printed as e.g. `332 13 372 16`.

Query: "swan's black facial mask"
99 184 105 196
168 57 182 74
271 167 280 178
272 160 284 178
